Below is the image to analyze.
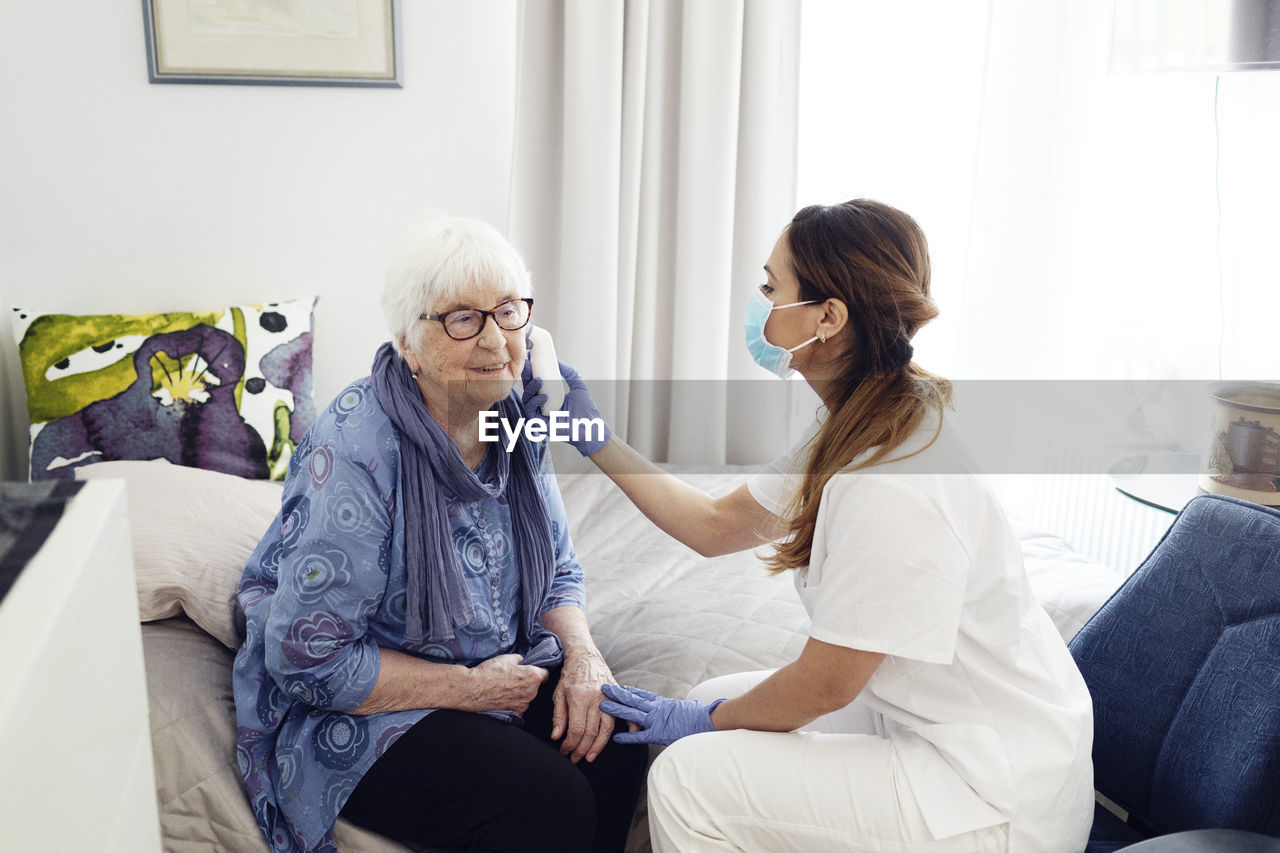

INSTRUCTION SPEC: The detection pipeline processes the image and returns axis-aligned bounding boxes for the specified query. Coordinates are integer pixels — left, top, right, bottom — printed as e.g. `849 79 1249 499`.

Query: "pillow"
75 459 283 649
11 297 316 481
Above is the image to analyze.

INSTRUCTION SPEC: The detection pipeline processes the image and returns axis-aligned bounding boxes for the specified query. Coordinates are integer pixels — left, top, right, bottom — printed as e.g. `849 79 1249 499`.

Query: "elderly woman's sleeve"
260 438 395 713
538 449 587 612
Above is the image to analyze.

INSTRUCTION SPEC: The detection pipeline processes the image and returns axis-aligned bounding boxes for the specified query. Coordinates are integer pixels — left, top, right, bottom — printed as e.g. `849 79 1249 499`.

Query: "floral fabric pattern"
11 298 315 481
232 377 585 853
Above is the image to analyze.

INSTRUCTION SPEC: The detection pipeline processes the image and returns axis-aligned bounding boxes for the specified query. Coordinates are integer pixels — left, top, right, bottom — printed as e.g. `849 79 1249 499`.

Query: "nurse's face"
760 232 822 355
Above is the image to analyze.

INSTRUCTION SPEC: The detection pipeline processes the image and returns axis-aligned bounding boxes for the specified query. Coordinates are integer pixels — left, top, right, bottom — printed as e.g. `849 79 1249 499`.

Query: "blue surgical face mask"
743 288 819 378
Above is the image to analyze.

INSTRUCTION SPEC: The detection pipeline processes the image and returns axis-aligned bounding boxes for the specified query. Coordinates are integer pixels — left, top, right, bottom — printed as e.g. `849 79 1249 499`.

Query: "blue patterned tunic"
232 378 586 853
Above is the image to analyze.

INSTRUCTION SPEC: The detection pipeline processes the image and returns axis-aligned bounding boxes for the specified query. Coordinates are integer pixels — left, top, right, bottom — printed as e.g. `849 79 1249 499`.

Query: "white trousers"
645 671 1010 853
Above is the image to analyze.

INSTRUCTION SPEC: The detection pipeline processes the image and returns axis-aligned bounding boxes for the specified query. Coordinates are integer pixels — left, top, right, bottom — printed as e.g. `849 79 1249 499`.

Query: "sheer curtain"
508 0 802 465
799 0 1280 385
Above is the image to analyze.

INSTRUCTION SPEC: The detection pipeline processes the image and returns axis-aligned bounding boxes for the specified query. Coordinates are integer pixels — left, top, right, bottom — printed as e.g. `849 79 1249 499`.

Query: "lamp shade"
1112 0 1280 72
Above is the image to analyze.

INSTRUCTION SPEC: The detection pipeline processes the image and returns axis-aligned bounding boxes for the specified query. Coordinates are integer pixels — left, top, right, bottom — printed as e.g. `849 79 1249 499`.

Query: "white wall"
0 1 518 480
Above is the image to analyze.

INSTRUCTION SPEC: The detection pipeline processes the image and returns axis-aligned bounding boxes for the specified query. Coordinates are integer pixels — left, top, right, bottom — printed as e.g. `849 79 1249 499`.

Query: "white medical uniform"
646 416 1095 853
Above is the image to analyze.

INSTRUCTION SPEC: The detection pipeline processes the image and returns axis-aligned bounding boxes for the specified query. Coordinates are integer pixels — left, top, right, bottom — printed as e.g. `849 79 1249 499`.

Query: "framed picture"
142 0 402 87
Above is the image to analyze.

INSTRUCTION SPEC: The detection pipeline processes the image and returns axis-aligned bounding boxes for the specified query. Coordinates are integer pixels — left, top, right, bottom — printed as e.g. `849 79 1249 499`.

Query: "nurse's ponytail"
766 200 952 574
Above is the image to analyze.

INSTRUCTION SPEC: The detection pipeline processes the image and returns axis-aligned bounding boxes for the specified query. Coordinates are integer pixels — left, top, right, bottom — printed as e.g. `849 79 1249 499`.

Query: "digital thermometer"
526 325 567 410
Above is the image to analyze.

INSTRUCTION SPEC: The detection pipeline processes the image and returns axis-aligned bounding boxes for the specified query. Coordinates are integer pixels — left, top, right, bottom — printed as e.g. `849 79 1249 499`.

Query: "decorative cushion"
11 298 316 481
75 459 283 649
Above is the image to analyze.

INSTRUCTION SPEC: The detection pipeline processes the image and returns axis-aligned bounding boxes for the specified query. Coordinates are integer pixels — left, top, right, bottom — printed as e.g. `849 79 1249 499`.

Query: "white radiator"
986 474 1175 574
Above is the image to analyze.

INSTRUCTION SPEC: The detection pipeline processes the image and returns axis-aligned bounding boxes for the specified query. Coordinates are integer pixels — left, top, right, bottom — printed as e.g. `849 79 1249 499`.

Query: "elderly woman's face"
401 281 529 418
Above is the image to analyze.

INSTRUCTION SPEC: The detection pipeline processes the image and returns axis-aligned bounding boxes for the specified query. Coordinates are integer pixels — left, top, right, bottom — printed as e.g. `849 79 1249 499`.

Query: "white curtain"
508 0 802 466
799 0 1280 386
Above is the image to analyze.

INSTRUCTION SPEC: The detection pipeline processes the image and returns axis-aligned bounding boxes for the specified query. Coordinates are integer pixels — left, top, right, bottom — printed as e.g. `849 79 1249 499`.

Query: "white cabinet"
0 479 161 852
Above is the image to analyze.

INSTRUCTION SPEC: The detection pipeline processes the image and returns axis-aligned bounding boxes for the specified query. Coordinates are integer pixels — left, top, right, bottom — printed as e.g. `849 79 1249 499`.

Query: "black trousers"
340 666 648 853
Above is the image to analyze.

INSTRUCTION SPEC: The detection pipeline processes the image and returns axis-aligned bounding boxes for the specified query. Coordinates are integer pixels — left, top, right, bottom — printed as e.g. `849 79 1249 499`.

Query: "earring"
411 372 419 379
819 334 827 344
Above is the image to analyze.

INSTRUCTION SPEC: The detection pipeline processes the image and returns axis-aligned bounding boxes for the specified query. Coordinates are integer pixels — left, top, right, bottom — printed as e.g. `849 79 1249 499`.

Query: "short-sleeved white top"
748 414 1094 853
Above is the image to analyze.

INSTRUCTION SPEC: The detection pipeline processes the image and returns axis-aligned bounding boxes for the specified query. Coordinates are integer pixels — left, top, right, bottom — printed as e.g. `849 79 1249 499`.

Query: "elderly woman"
232 215 646 853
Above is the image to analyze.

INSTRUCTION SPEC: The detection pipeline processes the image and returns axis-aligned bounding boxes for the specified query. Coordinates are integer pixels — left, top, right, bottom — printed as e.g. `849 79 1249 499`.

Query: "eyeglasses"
420 297 533 341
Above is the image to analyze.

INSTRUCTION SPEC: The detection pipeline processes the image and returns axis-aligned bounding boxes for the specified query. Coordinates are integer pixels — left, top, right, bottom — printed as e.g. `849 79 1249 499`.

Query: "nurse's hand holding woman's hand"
519 357 613 456
600 683 726 746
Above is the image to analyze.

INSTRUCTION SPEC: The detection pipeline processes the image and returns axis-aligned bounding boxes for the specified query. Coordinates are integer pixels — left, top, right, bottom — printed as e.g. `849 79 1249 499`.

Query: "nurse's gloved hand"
558 360 612 456
600 683 725 746
519 359 613 456
519 359 549 418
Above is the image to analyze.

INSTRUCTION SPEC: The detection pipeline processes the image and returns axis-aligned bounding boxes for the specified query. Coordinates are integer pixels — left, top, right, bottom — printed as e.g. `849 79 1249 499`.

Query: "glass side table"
1108 452 1203 515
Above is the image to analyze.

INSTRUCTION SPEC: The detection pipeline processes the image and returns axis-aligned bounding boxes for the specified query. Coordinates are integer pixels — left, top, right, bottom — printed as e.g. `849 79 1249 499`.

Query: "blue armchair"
1068 494 1280 852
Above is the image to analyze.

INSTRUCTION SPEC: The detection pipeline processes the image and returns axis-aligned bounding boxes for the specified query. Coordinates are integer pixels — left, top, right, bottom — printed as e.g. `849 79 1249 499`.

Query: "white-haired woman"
232 215 646 853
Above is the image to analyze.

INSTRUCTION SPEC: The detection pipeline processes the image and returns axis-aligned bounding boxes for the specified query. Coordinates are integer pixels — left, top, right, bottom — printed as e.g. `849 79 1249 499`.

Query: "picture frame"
142 0 402 88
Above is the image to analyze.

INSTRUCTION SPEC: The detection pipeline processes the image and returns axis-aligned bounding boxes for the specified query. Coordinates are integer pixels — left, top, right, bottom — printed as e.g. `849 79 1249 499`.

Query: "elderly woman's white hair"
382 213 533 358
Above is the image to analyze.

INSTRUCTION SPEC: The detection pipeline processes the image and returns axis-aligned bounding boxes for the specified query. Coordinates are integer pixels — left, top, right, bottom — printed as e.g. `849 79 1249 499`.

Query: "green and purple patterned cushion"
11 298 316 481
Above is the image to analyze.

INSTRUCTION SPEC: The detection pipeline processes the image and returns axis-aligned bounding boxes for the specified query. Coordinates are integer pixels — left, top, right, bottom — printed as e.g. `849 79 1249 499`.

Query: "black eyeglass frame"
419 297 534 341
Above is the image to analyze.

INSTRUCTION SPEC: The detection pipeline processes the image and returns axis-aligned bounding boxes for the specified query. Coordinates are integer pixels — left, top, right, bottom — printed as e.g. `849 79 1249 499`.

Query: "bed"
74 459 1125 853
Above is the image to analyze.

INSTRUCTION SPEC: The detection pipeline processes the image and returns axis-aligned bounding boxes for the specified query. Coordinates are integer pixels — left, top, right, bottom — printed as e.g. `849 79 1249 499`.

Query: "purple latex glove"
519 358 549 418
600 683 725 746
519 358 613 457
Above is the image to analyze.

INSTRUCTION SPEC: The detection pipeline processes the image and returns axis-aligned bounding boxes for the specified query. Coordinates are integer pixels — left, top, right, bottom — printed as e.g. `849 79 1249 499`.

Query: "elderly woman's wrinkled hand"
465 654 550 715
552 647 618 764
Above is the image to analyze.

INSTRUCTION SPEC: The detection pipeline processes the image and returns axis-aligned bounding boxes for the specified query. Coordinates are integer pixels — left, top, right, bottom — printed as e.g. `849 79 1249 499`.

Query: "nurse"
522 199 1094 852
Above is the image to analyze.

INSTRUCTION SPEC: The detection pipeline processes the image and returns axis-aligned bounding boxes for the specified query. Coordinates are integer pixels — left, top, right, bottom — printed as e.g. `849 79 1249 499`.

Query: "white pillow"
75 460 282 649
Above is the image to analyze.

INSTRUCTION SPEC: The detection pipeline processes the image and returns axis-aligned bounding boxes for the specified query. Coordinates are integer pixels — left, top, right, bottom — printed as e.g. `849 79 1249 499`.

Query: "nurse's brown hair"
766 199 952 573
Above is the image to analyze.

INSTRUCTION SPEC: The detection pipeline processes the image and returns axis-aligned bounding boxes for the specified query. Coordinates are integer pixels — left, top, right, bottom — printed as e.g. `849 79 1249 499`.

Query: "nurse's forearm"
588 437 780 557
709 637 884 732
587 437 710 548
